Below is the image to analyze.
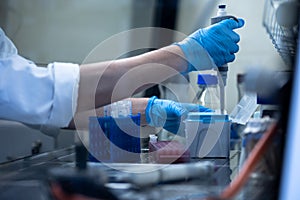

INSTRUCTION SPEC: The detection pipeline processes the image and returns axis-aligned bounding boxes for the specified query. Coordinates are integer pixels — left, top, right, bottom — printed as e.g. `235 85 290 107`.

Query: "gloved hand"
0 28 18 59
176 18 245 73
145 96 213 134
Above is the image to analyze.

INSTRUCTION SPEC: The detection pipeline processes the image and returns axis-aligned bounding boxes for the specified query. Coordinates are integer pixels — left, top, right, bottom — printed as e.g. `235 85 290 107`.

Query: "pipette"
211 4 239 114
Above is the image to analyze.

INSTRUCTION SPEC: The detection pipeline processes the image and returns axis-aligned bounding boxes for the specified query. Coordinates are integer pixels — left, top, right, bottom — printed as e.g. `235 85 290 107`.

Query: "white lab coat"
0 28 79 128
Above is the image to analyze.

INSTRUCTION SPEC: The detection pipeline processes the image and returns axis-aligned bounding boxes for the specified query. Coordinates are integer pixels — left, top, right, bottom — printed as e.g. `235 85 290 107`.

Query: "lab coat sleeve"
47 61 80 127
0 55 80 127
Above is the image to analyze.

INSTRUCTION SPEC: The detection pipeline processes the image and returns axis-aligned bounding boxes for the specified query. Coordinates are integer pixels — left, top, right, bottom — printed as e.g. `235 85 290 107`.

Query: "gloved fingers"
176 17 244 72
163 119 181 134
225 53 236 63
212 51 226 67
215 39 237 63
180 103 200 112
146 96 168 127
145 97 188 130
180 103 213 113
166 108 186 119
229 43 239 54
161 104 185 135
149 103 167 127
222 18 245 30
214 48 228 66
229 31 240 43
199 105 214 112
237 18 245 28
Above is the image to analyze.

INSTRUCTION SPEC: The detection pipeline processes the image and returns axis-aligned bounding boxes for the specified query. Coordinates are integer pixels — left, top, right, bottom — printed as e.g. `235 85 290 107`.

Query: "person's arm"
0 28 79 127
70 98 149 130
76 45 187 112
76 18 245 114
70 97 211 135
0 18 244 128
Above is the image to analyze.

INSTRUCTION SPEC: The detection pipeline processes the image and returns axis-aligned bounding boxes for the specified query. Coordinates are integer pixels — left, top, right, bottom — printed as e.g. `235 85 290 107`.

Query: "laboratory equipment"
116 161 214 188
0 120 59 163
148 134 190 164
48 143 118 200
219 117 280 200
211 4 239 114
229 73 247 141
90 99 141 163
230 68 289 125
210 4 238 86
0 144 227 200
197 74 221 112
185 112 231 158
229 92 259 125
239 117 279 171
263 0 298 66
237 73 245 101
187 71 231 158
221 0 299 197
89 109 141 163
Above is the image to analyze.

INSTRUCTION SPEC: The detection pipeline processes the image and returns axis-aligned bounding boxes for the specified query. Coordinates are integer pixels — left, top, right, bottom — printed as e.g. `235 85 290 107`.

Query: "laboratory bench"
0 144 243 200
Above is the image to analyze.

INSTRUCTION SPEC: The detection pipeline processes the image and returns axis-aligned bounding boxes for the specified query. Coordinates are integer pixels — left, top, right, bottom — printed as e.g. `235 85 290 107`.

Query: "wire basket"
263 0 299 67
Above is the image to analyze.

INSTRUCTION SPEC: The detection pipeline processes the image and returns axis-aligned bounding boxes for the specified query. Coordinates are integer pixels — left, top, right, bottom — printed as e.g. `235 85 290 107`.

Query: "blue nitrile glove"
145 96 213 134
175 18 245 73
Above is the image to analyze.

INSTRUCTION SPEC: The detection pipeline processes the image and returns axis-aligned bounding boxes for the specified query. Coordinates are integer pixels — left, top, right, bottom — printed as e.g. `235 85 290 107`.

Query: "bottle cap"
217 4 227 17
197 74 218 85
149 134 158 143
219 5 226 9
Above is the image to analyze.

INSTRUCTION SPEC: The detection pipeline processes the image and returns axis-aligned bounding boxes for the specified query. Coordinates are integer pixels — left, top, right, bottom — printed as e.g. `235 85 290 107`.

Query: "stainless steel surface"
0 145 241 200
0 120 55 163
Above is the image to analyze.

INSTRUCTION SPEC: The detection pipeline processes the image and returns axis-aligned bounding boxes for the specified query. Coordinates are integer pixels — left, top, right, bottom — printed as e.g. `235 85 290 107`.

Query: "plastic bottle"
197 74 220 112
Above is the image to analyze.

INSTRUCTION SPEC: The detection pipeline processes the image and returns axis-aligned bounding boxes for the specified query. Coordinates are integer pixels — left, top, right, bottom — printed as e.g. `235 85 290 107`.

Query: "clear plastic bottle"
197 74 220 112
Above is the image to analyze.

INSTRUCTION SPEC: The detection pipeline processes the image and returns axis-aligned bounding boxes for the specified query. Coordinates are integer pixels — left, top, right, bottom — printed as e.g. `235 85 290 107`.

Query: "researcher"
0 18 244 134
